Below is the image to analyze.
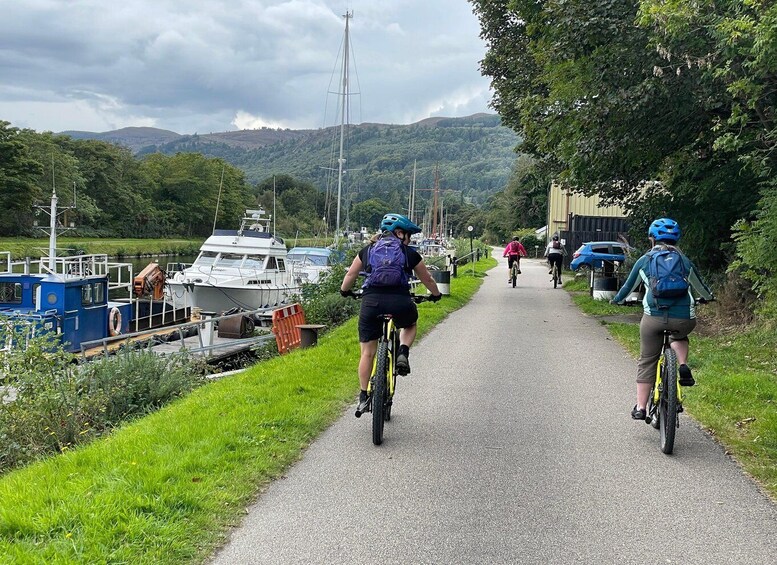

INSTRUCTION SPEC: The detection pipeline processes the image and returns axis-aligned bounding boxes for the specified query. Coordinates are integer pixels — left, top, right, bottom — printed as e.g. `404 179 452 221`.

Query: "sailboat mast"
431 166 440 238
335 11 352 245
408 160 417 221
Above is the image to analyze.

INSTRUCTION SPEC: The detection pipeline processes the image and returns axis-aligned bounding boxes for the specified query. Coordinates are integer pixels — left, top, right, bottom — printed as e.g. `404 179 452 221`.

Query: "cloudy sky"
1 0 494 134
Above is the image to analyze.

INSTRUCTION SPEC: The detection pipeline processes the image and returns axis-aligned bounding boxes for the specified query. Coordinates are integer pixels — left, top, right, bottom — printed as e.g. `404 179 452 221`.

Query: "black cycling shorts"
507 255 521 268
358 293 418 342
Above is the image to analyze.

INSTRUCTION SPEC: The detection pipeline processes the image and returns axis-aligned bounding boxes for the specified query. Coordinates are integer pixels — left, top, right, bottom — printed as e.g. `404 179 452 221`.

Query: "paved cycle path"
211 250 777 564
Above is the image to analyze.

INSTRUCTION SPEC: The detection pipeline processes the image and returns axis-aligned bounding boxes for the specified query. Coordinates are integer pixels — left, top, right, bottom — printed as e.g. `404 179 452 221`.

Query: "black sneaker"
678 364 695 386
355 394 371 418
396 353 410 376
631 405 647 420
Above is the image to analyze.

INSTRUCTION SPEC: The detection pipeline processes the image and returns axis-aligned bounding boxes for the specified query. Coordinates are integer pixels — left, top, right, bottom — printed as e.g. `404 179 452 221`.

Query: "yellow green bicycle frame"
367 317 397 397
654 354 684 405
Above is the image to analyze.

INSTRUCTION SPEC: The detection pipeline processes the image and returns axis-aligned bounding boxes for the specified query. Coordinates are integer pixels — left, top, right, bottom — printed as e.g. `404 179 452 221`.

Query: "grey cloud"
0 0 492 133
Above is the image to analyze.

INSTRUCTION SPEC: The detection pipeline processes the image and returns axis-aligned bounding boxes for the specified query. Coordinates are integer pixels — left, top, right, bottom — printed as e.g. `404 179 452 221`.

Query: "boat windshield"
217 253 245 268
194 251 218 266
287 254 329 267
243 255 267 269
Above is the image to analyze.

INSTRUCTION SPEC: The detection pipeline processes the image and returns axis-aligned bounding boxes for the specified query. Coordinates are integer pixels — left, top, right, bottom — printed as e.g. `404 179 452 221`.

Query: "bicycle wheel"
659 347 678 454
372 340 389 445
385 334 398 422
511 265 517 287
552 265 559 288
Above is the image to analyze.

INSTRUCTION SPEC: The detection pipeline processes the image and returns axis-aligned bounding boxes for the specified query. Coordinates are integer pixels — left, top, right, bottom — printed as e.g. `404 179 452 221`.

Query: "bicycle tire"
659 347 678 454
552 265 559 289
372 340 389 445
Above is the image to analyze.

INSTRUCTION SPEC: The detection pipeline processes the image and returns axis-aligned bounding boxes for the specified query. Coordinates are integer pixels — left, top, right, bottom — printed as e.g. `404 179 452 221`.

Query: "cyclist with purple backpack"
611 218 714 421
340 213 442 415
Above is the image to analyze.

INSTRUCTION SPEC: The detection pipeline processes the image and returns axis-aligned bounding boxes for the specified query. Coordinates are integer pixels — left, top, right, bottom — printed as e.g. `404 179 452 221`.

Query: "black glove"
340 289 353 298
429 293 442 302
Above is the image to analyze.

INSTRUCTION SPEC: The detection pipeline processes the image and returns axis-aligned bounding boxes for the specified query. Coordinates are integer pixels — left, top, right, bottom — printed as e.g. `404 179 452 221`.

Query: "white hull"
166 208 302 315
167 280 299 314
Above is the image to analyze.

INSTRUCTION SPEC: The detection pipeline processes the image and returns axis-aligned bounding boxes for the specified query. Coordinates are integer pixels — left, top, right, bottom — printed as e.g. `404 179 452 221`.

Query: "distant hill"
61 125 313 153
61 126 183 152
62 114 521 204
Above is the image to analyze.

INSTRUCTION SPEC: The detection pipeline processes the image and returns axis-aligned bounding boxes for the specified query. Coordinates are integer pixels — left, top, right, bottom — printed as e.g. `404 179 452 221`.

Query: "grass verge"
0 257 497 563
0 237 202 259
568 291 777 501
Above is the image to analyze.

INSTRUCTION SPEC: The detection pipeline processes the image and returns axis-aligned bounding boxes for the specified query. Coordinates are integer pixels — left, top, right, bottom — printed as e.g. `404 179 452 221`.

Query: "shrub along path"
0 256 495 563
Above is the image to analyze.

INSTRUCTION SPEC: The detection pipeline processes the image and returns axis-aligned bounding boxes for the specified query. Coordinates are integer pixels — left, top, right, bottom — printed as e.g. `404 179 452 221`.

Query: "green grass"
0 237 203 259
0 257 496 563
582 314 777 501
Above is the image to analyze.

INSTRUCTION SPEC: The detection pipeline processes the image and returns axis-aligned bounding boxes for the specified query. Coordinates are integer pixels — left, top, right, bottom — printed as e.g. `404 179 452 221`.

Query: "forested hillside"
78 114 520 205
1 115 522 242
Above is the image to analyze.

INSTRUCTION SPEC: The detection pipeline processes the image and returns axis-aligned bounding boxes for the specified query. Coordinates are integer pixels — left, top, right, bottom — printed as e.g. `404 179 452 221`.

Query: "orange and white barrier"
271 303 307 354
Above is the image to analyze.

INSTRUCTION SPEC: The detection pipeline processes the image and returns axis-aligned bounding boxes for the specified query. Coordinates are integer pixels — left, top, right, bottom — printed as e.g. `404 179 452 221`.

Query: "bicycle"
509 256 521 288
349 292 435 445
647 329 684 454
550 262 561 289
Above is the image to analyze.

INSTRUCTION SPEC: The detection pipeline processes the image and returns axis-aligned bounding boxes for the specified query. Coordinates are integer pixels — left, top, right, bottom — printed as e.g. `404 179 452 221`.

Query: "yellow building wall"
547 183 627 234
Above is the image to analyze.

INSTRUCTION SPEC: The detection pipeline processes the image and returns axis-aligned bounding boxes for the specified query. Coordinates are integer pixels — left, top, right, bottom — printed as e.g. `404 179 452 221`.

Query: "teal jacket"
612 245 714 319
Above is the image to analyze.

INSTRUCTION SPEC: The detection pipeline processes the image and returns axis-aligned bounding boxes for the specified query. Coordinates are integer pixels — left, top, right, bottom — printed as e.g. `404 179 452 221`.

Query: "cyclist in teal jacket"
611 218 714 421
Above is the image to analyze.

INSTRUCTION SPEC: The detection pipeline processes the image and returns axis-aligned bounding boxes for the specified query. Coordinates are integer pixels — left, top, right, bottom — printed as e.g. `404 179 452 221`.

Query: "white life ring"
109 307 122 336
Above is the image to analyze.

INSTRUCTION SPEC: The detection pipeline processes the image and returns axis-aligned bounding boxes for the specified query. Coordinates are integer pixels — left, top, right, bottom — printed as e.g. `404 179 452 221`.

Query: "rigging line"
212 164 226 235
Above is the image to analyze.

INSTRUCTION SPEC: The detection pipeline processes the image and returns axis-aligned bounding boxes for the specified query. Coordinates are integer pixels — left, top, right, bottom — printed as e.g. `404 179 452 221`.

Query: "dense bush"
0 334 208 474
451 238 489 265
300 263 359 326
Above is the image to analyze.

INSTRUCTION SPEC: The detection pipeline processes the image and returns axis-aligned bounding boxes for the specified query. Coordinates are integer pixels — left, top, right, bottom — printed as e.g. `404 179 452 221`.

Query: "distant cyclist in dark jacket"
611 218 714 421
340 213 441 415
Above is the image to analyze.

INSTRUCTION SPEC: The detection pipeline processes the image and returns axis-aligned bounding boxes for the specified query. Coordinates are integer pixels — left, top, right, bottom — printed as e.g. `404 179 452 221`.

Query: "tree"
351 198 390 231
470 0 772 271
0 121 43 235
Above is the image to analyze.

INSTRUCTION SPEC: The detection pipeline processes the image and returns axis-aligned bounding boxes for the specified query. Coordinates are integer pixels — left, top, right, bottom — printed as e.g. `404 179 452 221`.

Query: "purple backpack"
362 235 409 288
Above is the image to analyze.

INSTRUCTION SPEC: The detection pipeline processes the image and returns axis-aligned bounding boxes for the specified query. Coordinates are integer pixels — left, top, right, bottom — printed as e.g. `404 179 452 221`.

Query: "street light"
467 225 474 275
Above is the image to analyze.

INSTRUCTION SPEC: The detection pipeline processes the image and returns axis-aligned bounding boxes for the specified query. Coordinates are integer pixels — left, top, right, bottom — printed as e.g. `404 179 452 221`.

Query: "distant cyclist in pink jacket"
503 236 527 282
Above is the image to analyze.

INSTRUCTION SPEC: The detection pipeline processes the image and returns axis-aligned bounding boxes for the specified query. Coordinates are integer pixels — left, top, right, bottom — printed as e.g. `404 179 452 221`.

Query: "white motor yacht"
167 209 299 314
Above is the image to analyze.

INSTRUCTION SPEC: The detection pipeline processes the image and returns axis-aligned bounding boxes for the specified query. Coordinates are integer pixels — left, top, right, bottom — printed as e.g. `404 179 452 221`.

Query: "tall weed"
0 338 207 474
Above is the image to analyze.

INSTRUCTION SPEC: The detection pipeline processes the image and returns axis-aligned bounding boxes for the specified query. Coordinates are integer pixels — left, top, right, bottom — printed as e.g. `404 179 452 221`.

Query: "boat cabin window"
277 258 285 272
244 255 266 269
194 251 218 266
0 282 22 304
266 257 278 270
217 253 244 268
93 282 105 304
80 282 106 306
81 284 93 306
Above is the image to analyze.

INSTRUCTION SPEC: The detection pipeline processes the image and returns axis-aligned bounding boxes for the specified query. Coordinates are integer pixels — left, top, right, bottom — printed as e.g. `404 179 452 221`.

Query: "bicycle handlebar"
610 296 716 306
340 289 442 303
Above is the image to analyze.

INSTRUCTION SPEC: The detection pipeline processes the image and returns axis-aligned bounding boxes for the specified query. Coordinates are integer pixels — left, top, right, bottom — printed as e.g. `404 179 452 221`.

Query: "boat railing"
1 252 13 274
79 307 278 360
166 262 192 273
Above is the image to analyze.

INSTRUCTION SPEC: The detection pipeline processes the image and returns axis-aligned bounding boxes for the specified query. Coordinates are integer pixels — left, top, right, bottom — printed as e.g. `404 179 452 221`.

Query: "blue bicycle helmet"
648 218 681 243
380 213 422 235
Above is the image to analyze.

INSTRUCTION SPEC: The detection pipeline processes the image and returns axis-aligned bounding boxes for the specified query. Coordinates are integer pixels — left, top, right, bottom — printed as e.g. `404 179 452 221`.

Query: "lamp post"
467 225 474 276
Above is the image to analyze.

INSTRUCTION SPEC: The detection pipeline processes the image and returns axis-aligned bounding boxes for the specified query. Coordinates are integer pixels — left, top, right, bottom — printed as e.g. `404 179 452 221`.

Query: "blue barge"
0 252 188 354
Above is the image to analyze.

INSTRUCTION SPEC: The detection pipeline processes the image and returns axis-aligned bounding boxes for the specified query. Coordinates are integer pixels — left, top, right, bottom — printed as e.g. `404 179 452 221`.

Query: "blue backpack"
362 235 409 288
647 248 689 303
